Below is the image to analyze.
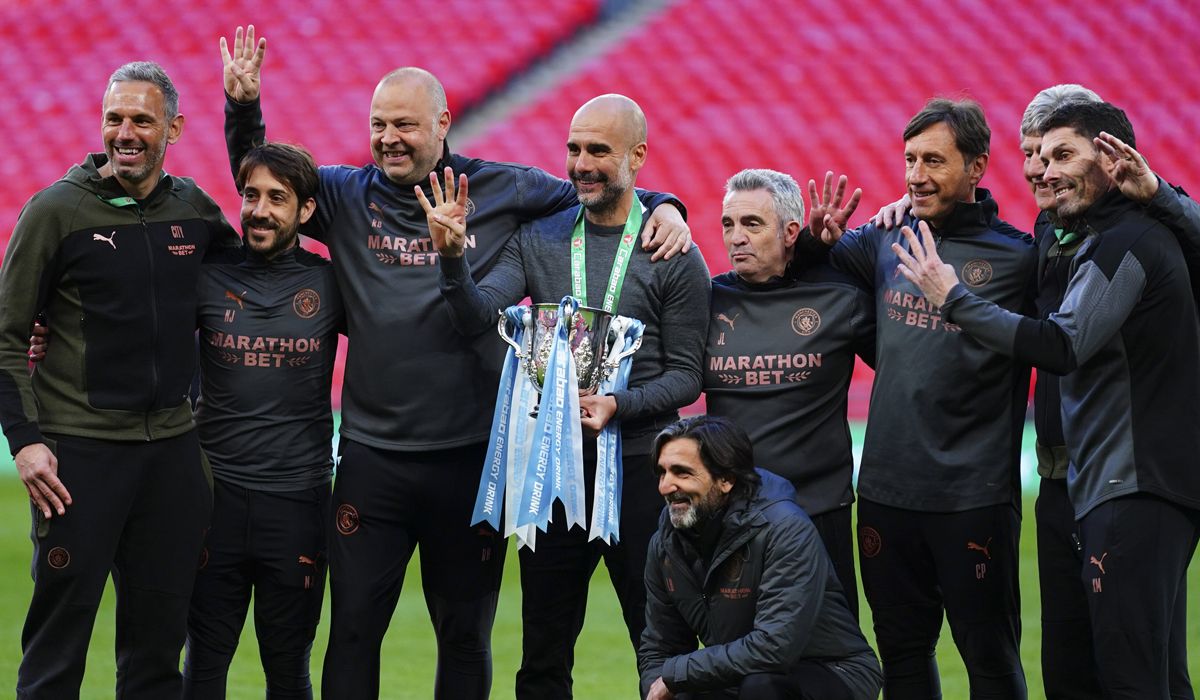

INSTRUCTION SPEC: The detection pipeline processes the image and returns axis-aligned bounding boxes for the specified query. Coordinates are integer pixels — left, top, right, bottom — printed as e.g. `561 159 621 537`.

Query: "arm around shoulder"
0 190 74 453
612 249 710 421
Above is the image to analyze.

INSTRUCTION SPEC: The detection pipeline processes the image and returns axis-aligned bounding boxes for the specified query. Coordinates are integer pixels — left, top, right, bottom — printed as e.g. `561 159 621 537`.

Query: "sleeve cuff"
438 254 471 285
661 655 688 692
940 283 971 319
224 93 260 109
5 422 44 457
609 390 632 421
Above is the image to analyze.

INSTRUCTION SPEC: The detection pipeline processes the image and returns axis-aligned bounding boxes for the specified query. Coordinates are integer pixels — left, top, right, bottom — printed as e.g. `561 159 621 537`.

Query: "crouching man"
639 416 882 700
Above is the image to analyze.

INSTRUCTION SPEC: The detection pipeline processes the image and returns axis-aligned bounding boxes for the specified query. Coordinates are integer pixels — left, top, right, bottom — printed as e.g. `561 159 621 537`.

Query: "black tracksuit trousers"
17 431 211 700
857 498 1025 699
321 440 505 700
182 478 330 699
1078 493 1200 700
515 448 663 700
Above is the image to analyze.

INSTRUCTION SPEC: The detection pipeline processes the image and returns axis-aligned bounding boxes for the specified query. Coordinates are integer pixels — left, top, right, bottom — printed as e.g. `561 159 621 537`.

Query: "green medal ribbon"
1054 227 1081 246
99 195 138 209
569 203 645 312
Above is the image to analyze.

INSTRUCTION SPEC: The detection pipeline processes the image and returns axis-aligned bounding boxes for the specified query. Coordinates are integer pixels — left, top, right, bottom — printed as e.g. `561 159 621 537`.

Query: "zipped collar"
915 187 1000 238
1074 188 1137 234
663 470 797 588
243 244 305 269
712 268 797 292
68 152 175 205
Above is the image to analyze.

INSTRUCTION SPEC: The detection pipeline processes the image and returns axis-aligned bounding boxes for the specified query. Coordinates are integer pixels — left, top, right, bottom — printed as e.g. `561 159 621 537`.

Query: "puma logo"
717 313 739 331
224 290 247 310
93 231 117 249
1090 552 1108 575
966 537 992 560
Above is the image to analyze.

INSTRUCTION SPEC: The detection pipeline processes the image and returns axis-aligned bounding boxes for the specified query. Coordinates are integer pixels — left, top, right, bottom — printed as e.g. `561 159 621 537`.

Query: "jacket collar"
1075 187 1136 233
75 152 174 203
916 187 999 238
244 243 301 268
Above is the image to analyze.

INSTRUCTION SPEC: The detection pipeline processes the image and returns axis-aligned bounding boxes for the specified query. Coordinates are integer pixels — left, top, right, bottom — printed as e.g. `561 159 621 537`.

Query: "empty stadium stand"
2 0 1197 412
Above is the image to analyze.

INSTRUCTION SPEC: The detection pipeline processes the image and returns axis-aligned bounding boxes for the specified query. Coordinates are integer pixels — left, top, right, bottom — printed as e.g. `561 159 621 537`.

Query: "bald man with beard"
421 94 711 699
222 28 692 699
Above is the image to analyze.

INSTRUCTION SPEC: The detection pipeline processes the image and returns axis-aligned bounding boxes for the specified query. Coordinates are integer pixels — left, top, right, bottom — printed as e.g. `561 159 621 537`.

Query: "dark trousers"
810 505 859 620
674 661 856 700
857 499 1025 699
1079 493 1200 700
1035 477 1101 699
17 431 212 700
515 450 663 700
321 440 505 700
183 479 330 699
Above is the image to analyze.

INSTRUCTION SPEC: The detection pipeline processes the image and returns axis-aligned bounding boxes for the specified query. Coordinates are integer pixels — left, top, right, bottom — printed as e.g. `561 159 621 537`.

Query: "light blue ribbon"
471 307 528 529
589 318 644 544
507 329 539 547
518 297 579 530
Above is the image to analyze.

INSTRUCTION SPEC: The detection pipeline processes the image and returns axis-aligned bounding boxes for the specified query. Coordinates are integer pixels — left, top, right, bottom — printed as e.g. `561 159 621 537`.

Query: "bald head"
369 67 451 185
567 94 649 224
376 67 448 116
571 94 647 147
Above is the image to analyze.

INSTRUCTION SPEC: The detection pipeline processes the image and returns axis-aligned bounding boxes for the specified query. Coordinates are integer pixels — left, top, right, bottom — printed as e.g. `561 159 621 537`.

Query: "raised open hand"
892 221 960 307
220 25 266 103
1095 131 1158 204
807 171 862 245
415 167 470 258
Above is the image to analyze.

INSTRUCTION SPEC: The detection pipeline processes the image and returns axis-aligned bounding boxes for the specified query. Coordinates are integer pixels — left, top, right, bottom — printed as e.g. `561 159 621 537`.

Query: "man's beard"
573 160 632 218
243 218 299 259
667 484 729 530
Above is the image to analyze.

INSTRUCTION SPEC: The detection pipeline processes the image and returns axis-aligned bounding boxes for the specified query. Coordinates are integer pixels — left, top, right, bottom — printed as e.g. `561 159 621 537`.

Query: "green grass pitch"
0 433 1196 698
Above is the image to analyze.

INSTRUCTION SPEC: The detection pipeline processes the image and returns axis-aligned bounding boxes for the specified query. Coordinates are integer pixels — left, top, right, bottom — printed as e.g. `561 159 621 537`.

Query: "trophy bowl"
528 302 612 394
498 296 643 399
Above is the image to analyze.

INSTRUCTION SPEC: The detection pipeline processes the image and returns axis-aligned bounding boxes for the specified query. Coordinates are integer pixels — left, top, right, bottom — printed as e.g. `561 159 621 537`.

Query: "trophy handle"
498 306 531 357
607 335 643 365
598 317 644 382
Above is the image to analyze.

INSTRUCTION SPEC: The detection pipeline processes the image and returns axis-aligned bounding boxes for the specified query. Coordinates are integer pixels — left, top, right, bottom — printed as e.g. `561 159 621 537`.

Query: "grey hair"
1020 84 1101 138
107 61 180 121
724 169 805 232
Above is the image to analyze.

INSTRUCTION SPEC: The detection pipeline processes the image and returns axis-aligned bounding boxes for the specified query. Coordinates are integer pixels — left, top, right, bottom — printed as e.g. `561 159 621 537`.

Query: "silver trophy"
498 298 642 396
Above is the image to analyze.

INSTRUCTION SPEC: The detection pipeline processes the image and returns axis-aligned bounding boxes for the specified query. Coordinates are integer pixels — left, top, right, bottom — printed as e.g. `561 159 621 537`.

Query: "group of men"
0 21 1197 700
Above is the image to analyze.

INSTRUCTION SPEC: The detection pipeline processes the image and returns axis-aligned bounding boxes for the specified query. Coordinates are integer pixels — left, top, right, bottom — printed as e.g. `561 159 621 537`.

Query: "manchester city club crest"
791 307 821 336
962 259 994 287
293 289 321 319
